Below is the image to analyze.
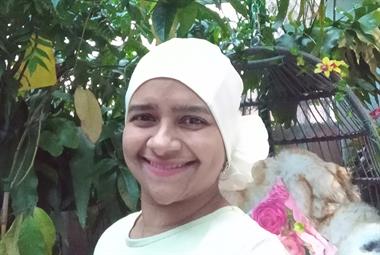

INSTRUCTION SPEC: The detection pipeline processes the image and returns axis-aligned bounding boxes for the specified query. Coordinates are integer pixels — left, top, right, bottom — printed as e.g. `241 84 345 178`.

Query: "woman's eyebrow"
128 104 157 113
172 105 211 115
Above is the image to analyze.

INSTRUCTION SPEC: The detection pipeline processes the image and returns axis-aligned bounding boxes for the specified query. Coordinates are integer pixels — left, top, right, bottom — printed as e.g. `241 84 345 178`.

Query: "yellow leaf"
16 35 57 91
0 215 23 255
74 87 103 143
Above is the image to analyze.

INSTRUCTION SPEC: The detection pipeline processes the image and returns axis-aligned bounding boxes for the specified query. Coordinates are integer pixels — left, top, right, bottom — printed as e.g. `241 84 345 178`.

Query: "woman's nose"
146 123 181 156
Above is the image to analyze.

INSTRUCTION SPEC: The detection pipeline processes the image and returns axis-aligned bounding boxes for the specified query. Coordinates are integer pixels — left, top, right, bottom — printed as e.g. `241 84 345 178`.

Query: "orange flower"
314 57 348 78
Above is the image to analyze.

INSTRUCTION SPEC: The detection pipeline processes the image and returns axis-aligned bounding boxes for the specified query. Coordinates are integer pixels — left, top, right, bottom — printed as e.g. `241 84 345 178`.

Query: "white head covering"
125 38 269 190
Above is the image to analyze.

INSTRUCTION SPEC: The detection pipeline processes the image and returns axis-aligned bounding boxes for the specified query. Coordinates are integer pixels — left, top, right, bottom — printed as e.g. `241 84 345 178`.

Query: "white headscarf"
125 38 269 191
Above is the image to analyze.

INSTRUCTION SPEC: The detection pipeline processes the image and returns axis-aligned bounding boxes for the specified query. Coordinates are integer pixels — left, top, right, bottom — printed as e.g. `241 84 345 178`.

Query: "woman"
94 38 288 254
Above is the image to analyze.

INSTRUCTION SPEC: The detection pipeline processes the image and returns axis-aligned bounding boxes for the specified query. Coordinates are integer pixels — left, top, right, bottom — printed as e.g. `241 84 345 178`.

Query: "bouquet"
249 178 337 255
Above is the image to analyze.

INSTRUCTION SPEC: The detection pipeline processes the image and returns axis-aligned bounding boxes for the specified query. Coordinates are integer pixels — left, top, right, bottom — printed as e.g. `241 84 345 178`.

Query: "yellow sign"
16 35 57 91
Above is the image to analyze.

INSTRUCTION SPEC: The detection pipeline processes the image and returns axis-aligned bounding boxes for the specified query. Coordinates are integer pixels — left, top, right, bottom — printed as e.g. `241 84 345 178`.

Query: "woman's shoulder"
94 211 140 255
210 206 270 234
208 206 289 254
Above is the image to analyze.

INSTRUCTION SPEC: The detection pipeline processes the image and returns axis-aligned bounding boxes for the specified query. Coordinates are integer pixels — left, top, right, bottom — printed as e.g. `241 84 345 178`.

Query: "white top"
94 206 288 255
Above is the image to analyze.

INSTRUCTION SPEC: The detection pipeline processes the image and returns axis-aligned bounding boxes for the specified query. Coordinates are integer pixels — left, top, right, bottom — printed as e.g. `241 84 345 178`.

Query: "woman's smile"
140 156 199 177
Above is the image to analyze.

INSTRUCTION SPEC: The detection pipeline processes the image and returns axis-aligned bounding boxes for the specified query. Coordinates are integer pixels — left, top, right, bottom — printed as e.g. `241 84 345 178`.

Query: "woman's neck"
130 185 229 238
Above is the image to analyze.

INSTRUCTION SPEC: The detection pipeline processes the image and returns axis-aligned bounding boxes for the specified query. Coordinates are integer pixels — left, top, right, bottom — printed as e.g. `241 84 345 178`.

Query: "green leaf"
52 90 72 102
320 26 342 55
11 170 38 217
39 130 63 157
124 38 149 56
39 118 79 156
274 0 289 29
196 2 229 36
14 207 55 255
276 34 297 49
69 128 95 227
117 166 140 211
17 214 45 255
177 2 198 37
31 208 56 255
152 2 178 42
229 0 248 18
357 8 380 46
94 158 119 176
51 118 79 149
9 117 41 188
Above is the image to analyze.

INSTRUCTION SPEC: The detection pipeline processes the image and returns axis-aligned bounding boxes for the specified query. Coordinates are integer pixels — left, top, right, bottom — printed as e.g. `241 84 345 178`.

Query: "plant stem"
1 191 10 238
333 0 336 22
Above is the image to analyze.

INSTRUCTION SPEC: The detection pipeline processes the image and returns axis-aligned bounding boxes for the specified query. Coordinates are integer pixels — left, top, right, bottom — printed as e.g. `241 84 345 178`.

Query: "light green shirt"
94 206 288 255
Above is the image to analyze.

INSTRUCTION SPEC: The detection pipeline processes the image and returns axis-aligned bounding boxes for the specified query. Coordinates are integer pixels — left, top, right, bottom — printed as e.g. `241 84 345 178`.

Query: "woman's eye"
129 114 156 127
179 116 208 129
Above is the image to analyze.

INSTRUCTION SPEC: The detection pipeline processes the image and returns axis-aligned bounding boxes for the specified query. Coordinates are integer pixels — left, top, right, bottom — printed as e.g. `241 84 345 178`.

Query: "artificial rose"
269 179 289 201
251 199 287 235
280 232 306 255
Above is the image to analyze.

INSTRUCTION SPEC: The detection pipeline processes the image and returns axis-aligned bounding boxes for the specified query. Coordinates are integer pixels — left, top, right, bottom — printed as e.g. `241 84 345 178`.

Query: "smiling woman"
94 38 288 254
124 78 226 209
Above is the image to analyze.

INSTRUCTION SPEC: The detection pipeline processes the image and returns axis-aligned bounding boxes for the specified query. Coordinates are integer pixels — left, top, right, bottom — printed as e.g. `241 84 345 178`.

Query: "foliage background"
0 0 379 254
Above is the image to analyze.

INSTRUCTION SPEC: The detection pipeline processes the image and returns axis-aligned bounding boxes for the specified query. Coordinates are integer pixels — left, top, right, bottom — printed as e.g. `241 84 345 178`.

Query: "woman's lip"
141 157 197 177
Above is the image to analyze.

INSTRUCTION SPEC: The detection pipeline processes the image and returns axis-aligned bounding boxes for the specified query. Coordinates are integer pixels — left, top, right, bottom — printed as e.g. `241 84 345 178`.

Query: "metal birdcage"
231 46 380 211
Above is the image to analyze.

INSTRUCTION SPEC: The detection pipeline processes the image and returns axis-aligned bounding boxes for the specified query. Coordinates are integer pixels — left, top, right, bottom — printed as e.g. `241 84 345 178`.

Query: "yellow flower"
314 57 348 78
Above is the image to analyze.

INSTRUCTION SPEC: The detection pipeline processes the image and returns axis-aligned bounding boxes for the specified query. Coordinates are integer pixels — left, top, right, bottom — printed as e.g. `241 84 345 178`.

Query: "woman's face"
123 78 225 206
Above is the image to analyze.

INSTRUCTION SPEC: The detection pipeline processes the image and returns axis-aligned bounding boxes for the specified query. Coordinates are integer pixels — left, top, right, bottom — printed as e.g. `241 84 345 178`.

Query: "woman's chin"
142 188 185 206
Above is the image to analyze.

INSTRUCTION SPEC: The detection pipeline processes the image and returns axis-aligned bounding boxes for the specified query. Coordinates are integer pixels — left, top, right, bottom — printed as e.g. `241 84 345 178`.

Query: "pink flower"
280 232 306 255
251 199 287 235
269 179 289 201
369 108 380 120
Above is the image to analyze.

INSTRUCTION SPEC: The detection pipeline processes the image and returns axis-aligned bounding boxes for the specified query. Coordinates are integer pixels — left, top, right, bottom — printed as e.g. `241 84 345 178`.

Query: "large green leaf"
177 2 198 37
30 208 56 255
357 8 380 48
276 34 297 49
94 158 119 177
17 215 46 255
152 2 178 42
0 208 54 255
39 130 62 157
50 118 79 149
69 128 95 227
117 166 140 211
39 118 79 157
320 26 342 55
13 207 56 255
10 169 38 214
